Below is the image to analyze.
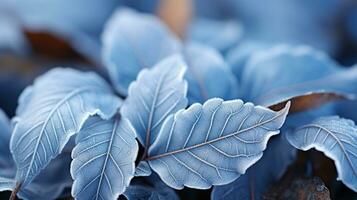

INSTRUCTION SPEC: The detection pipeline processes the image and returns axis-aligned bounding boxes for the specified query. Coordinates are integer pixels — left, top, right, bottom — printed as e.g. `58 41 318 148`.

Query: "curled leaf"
148 98 290 189
286 116 357 191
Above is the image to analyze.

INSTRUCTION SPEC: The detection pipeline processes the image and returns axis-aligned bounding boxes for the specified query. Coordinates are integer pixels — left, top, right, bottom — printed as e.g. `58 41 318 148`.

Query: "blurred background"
0 0 357 199
1 0 357 115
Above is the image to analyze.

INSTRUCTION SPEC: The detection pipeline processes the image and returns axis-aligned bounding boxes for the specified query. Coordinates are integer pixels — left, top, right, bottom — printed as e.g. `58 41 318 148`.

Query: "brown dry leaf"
24 30 83 60
157 0 193 39
269 93 345 113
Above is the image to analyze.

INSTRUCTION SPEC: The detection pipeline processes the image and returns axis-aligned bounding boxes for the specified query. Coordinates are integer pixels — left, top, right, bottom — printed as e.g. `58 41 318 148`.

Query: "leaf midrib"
95 118 119 200
146 107 286 160
24 86 94 183
297 124 357 177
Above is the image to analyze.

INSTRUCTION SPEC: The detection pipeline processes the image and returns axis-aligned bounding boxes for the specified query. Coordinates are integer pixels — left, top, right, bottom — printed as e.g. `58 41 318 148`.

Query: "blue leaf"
0 13 29 54
102 8 181 95
225 40 272 83
18 153 73 200
121 55 187 177
0 108 12 170
347 7 357 44
134 162 152 177
71 115 138 200
335 100 357 123
147 98 290 189
124 174 179 200
240 45 357 109
211 135 296 200
187 19 243 53
184 43 239 104
286 116 357 192
121 55 188 147
284 103 337 130
10 68 122 188
0 109 73 199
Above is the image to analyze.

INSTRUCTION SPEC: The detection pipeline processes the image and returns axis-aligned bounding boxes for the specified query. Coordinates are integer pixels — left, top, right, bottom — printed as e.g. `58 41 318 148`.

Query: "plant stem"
9 182 21 200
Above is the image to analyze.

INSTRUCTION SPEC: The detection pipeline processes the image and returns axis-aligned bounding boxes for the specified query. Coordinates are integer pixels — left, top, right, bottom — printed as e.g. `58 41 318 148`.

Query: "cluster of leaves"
0 7 357 200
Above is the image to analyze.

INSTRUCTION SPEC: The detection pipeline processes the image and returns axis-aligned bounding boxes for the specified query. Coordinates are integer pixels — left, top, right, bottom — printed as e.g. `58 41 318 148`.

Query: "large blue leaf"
121 55 188 177
187 19 243 54
102 8 181 95
147 98 290 189
10 68 122 188
211 135 296 200
124 174 179 200
121 55 188 147
71 115 138 200
0 109 73 199
240 45 357 109
184 43 239 104
286 116 357 192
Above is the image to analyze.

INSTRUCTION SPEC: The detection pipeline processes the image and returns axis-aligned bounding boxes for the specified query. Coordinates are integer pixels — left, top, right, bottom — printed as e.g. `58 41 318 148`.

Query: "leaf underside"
286 116 357 192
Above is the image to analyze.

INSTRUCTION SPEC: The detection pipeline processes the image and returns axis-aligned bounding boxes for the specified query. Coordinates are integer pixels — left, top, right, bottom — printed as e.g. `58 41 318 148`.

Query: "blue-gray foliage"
0 108 74 200
1 3 357 199
184 43 239 104
121 55 188 147
148 98 290 189
102 8 238 103
286 116 357 192
187 19 243 54
240 45 357 107
71 115 138 200
211 135 296 200
10 68 122 188
102 8 181 96
124 174 179 200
